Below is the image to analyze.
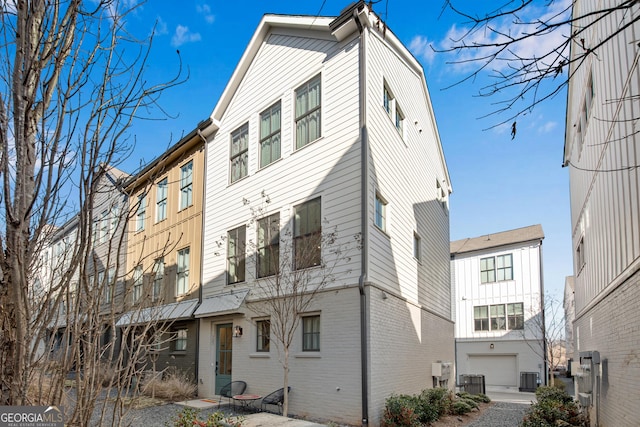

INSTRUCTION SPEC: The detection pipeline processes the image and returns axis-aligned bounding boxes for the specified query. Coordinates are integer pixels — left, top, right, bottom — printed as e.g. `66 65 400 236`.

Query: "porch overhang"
116 299 199 327
194 289 249 318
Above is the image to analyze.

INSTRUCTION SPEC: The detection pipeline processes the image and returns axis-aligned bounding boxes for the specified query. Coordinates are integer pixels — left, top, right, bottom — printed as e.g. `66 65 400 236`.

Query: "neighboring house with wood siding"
118 129 207 379
451 225 546 392
563 1 640 425
193 3 453 425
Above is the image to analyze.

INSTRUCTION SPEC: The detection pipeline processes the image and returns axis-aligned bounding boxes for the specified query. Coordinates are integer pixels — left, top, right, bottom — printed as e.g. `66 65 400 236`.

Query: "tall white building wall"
564 1 640 425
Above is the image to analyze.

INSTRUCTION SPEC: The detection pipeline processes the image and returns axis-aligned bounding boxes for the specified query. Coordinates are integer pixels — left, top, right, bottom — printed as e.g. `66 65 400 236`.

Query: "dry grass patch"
142 368 196 401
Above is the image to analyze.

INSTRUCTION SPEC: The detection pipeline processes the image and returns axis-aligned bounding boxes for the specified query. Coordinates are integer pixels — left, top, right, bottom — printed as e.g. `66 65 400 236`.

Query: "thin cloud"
171 25 201 47
409 35 435 64
539 121 558 133
154 16 168 36
196 4 215 24
439 0 572 75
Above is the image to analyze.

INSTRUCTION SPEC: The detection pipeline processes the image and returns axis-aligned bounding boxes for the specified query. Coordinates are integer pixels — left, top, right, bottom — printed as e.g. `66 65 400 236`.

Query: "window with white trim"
180 161 193 210
230 124 249 183
257 213 280 278
136 195 146 232
256 319 270 352
302 315 320 351
133 265 143 302
480 254 513 283
374 193 387 232
156 178 168 221
295 75 321 149
474 303 524 331
413 232 421 261
176 247 190 295
293 198 321 270
152 257 164 302
227 226 246 284
260 102 281 168
174 329 187 351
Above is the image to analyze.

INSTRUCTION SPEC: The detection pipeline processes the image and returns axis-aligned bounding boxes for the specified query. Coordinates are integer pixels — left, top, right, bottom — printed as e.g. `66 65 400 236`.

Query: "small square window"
302 315 320 351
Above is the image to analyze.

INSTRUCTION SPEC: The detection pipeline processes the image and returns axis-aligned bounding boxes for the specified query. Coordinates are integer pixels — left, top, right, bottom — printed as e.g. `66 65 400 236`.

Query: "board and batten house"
563 1 640 425
193 2 453 425
450 225 546 392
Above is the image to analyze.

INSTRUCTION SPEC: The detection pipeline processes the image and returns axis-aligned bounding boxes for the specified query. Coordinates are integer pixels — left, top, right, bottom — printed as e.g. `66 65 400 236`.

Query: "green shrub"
460 397 479 410
535 386 574 405
418 387 453 420
452 400 473 415
382 394 420 427
521 387 587 427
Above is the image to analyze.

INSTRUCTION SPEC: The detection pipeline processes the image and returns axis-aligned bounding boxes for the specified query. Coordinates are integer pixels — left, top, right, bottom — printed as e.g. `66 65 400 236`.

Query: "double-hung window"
174 329 187 351
136 195 146 232
490 304 506 330
133 265 143 302
227 226 246 284
295 75 321 149
507 303 524 330
293 198 321 270
474 306 489 331
302 315 320 351
156 178 168 221
260 102 281 168
180 161 193 210
106 267 115 304
176 247 190 295
230 123 248 183
256 319 270 352
257 213 280 278
374 193 387 232
153 257 164 301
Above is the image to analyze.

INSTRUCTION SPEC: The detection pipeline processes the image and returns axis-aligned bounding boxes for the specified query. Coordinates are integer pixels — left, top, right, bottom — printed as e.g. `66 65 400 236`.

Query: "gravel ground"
88 401 244 426
464 401 531 427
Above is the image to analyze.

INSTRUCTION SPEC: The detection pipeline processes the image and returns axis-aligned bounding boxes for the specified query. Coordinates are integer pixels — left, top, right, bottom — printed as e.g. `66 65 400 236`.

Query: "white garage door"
468 355 517 387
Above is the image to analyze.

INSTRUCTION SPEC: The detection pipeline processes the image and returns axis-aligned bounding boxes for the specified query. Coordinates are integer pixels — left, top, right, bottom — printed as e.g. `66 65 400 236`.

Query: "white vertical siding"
566 1 640 313
451 243 543 341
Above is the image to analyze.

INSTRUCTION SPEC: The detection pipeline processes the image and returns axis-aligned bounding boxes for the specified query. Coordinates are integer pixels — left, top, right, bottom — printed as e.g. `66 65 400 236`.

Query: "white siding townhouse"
192 2 453 425
450 225 546 392
563 1 640 425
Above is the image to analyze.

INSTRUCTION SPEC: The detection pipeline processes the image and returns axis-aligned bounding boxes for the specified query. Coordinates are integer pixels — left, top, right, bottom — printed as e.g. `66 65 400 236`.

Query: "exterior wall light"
233 325 243 337
490 343 495 349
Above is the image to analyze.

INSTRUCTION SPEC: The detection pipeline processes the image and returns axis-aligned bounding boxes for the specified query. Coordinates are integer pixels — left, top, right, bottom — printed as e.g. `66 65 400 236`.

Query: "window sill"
374 224 390 239
178 204 193 213
257 157 283 172
295 352 321 359
293 136 324 154
229 174 250 187
249 353 270 358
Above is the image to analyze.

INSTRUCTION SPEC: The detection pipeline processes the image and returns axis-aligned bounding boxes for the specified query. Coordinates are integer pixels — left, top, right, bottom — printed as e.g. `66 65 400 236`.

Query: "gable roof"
450 224 544 255
198 1 451 192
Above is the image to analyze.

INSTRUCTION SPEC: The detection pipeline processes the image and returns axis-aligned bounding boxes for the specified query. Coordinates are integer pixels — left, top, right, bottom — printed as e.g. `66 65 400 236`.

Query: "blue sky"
118 1 572 298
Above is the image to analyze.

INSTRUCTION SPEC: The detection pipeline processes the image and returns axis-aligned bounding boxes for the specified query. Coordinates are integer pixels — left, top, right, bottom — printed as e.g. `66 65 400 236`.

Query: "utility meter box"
577 351 600 408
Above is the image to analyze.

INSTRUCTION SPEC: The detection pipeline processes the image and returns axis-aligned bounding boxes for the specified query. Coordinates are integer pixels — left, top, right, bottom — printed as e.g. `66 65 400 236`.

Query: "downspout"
539 240 547 386
354 8 369 426
194 127 209 388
